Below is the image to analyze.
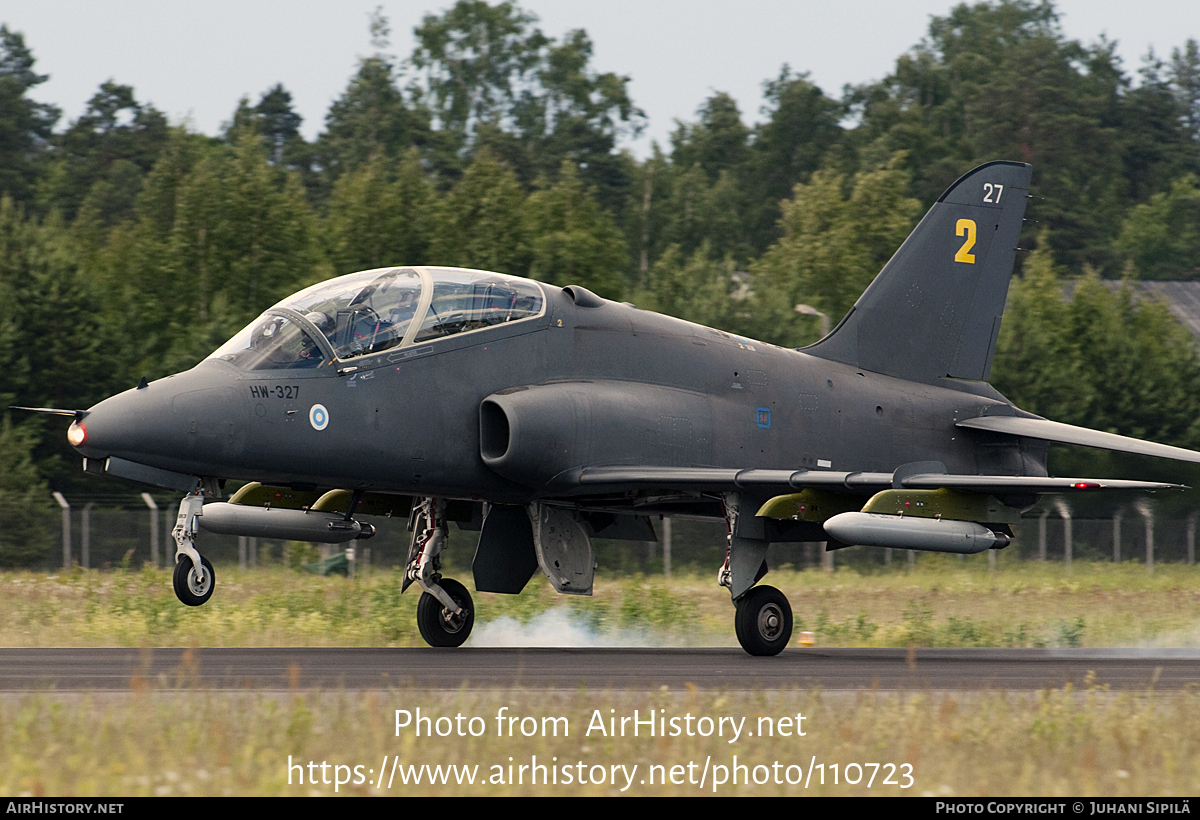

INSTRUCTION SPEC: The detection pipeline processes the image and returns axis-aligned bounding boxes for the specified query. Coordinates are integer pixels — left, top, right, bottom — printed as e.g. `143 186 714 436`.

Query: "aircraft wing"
956 415 1200 464
572 467 892 494
571 466 1183 495
892 474 1182 492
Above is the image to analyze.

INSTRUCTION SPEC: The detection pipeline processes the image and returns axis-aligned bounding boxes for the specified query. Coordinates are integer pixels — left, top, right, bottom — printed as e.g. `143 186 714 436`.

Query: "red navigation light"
67 421 87 447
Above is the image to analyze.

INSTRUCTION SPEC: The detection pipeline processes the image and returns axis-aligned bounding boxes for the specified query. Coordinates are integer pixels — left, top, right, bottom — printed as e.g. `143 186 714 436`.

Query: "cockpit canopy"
209 267 546 371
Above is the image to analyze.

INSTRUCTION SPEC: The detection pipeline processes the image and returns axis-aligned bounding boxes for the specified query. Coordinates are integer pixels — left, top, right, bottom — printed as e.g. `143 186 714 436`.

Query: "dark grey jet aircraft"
31 160 1200 655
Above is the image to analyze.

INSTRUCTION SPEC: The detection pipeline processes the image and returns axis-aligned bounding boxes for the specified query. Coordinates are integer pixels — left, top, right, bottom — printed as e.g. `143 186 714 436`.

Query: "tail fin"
804 161 1031 384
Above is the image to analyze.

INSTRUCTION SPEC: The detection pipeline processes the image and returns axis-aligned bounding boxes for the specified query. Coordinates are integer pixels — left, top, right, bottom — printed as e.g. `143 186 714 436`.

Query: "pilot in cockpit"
385 290 418 339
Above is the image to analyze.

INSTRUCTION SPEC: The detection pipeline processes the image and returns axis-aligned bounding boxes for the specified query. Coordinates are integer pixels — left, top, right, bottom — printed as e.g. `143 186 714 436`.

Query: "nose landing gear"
173 554 215 606
171 490 216 607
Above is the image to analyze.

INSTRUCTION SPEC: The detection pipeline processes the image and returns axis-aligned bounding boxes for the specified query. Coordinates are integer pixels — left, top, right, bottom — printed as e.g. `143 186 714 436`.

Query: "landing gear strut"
405 497 474 647
171 490 215 606
722 493 792 656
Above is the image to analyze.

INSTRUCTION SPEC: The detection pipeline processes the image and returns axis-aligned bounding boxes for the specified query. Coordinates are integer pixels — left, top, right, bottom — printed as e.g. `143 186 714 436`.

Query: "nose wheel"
173 554 215 606
170 490 216 606
734 585 792 656
416 578 474 647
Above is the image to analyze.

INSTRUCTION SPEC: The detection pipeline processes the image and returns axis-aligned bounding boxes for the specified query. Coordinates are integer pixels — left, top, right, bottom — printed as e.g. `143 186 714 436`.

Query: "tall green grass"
1 556 1197 648
3 685 1199 795
4 558 1200 797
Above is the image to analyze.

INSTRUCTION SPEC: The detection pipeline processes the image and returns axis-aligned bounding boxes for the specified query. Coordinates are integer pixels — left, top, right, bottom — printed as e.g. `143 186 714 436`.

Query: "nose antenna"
8 406 89 423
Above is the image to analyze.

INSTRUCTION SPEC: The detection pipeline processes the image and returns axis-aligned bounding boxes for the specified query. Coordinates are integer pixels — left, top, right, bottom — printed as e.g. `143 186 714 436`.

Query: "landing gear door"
527 503 595 595
473 504 539 594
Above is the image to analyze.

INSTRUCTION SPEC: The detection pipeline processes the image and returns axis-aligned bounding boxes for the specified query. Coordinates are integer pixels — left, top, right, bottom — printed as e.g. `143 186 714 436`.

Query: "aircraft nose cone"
72 382 176 461
73 366 249 475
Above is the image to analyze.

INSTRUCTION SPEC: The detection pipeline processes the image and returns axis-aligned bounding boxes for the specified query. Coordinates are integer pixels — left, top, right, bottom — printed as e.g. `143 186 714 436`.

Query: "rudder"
804 161 1032 384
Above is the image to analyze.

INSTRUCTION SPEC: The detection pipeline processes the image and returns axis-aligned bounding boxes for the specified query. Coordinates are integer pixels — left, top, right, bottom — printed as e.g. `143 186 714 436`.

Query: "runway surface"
1 647 1198 691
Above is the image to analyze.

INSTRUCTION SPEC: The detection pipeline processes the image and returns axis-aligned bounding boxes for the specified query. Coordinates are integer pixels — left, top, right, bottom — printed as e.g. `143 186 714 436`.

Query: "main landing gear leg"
722 494 792 656
171 489 215 606
404 497 474 647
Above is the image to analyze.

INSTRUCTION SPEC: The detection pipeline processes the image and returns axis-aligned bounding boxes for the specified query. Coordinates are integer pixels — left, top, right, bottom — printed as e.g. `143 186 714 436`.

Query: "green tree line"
2 0 1200 562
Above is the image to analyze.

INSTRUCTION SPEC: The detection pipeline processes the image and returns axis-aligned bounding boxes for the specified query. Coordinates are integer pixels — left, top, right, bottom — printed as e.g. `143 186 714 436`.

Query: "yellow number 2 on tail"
955 219 976 264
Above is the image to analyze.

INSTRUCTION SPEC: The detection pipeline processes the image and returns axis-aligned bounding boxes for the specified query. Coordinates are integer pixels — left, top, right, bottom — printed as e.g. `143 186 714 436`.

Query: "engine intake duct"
480 381 711 487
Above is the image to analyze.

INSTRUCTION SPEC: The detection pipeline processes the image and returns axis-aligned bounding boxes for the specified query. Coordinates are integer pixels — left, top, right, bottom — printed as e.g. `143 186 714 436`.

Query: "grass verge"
1 557 1197 649
3 684 1199 796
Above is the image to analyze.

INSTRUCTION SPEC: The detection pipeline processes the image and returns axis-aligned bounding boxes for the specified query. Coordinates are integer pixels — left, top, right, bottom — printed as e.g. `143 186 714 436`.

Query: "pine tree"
429 149 527 273
324 147 437 272
0 26 59 204
524 161 626 298
748 161 920 347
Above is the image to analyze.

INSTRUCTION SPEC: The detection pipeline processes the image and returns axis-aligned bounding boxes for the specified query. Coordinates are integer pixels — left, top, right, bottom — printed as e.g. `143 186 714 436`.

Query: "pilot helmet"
305 311 334 332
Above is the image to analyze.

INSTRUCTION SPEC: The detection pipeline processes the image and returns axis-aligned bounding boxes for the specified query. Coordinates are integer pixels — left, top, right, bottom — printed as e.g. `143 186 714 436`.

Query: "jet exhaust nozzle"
823 512 1008 554
197 503 373 543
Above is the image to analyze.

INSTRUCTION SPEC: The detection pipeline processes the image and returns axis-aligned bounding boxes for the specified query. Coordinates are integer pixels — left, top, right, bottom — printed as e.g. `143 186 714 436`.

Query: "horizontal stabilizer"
956 416 1200 464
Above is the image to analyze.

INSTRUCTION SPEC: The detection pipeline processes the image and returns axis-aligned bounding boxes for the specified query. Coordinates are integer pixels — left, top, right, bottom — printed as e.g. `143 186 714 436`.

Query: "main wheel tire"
173 555 215 606
734 585 792 656
416 578 474 647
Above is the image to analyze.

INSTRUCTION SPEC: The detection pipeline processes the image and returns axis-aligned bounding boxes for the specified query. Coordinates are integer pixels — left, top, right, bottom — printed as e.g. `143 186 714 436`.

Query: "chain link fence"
2 494 418 572
4 494 1198 573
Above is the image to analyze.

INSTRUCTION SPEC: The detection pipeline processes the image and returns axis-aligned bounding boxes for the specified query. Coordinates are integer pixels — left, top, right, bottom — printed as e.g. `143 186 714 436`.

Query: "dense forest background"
2 0 1200 561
